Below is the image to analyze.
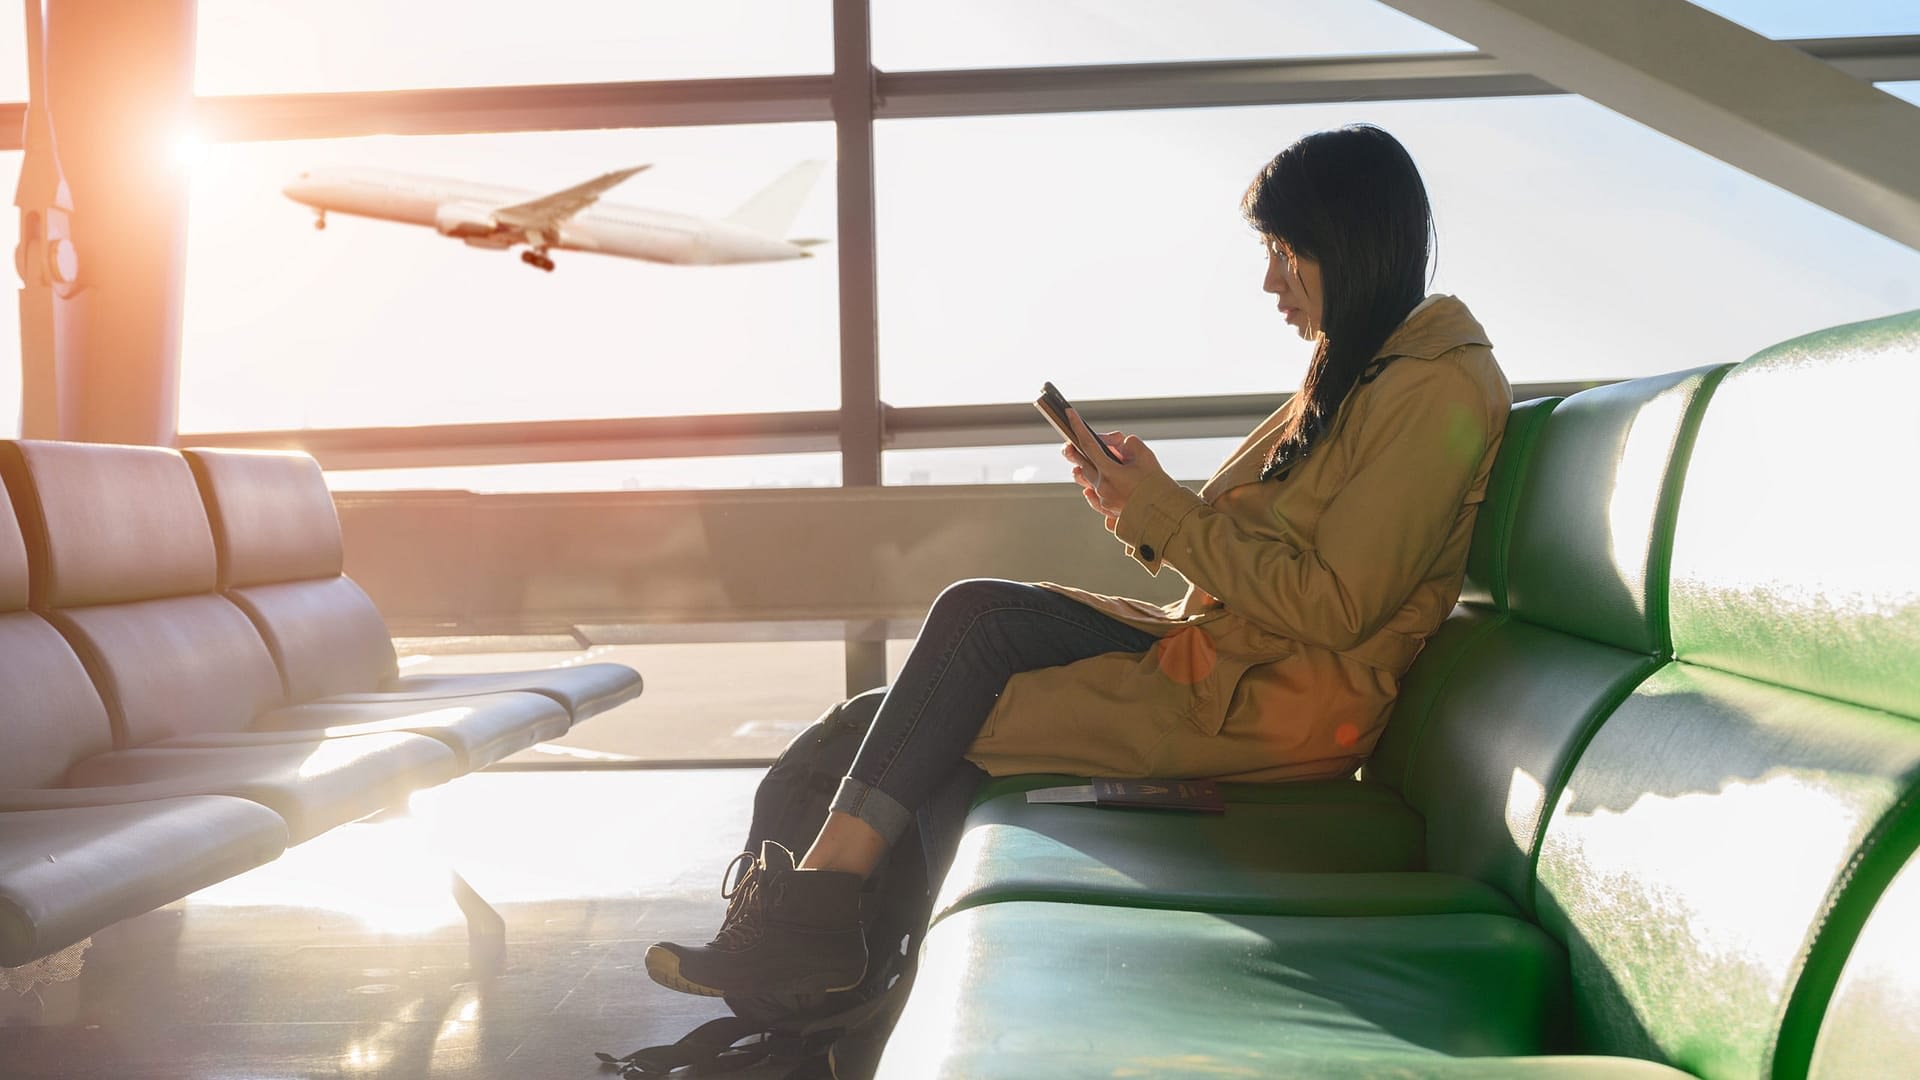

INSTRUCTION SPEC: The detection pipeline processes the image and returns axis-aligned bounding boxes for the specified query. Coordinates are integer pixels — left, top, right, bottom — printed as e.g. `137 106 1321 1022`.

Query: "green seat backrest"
1533 310 1920 1079
1806 843 1920 1078
1378 366 1726 911
1368 395 1557 789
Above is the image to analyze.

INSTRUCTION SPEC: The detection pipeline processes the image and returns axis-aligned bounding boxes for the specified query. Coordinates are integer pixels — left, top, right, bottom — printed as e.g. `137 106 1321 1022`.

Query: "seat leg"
450 869 505 973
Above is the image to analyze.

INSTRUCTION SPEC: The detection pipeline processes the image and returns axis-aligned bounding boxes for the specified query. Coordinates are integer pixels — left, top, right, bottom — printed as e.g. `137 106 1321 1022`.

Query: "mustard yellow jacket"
965 295 1511 782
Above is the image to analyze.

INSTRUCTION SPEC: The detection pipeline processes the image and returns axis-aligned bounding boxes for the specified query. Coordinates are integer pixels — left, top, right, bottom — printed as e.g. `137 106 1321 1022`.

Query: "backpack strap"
594 1015 775 1075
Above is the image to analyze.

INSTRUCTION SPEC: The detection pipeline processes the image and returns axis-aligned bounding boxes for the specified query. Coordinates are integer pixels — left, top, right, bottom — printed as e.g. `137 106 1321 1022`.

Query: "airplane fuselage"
282 168 813 266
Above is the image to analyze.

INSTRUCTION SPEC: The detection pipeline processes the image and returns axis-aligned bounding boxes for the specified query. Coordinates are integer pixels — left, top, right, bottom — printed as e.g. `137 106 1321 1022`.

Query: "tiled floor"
0 769 792 1079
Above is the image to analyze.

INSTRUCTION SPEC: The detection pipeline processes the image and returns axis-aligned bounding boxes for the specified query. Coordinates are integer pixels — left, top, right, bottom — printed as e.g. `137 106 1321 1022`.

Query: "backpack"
596 689 935 1079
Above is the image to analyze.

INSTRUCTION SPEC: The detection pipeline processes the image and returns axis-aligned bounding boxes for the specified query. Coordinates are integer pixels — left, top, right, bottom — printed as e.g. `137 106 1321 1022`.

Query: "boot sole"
643 945 865 998
644 947 727 997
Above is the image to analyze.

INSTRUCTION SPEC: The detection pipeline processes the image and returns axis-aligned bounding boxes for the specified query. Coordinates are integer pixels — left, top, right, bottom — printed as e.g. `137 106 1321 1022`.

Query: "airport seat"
932 366 1727 924
1805 843 1920 1078
0 464 288 967
885 309 1920 1079
0 439 566 772
183 447 644 724
0 440 476 839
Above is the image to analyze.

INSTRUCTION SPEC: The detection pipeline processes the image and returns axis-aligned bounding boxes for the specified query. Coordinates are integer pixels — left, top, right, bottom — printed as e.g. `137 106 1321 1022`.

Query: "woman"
647 123 1511 999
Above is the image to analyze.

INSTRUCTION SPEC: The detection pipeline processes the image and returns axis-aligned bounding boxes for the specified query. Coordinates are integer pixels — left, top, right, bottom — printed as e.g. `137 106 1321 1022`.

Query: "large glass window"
876 97 1920 409
1688 1 1920 38
194 0 831 95
873 0 1466 71
325 452 840 493
885 437 1247 486
177 124 837 434
1 152 21 438
1 14 24 101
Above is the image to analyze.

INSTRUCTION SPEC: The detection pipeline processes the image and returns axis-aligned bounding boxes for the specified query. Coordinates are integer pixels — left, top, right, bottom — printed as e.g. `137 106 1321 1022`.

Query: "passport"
1024 778 1226 814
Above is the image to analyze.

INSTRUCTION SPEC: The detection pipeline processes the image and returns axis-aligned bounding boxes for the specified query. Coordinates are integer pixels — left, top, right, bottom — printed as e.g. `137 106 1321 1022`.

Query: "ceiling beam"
1377 1 1920 250
3 35 1913 150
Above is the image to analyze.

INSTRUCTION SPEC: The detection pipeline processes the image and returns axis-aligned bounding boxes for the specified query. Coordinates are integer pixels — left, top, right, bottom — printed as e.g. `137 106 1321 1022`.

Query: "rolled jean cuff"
830 777 916 846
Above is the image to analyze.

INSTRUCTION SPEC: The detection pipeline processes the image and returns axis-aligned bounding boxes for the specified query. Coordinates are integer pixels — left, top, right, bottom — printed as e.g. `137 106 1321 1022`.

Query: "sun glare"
169 130 210 175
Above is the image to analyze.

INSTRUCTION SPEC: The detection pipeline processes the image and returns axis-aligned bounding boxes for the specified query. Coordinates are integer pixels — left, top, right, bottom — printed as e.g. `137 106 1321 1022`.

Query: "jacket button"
1139 544 1156 562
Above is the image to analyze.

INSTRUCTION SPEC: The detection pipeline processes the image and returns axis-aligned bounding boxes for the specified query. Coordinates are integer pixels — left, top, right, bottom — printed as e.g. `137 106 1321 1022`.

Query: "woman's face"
1263 239 1324 340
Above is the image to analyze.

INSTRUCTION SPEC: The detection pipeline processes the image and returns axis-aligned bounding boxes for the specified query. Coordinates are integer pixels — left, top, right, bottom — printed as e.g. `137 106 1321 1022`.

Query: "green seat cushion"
939 789 1429 923
1397 618 1662 913
1667 308 1920 717
1809 842 1920 1079
1461 396 1561 609
1534 662 1920 1078
881 901 1572 1079
973 772 1405 808
1504 364 1726 654
1367 606 1505 793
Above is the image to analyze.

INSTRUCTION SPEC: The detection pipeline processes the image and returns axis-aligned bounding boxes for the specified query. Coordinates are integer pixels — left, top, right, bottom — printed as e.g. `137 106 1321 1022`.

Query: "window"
194 0 831 95
1 152 20 438
324 453 841 493
885 438 1248 487
1688 1 1920 38
1 14 24 101
177 124 838 433
876 97 1920 409
872 0 1466 71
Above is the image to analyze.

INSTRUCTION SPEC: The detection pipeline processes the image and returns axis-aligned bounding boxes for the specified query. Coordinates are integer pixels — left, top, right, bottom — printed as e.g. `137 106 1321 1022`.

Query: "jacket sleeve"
1113 361 1492 652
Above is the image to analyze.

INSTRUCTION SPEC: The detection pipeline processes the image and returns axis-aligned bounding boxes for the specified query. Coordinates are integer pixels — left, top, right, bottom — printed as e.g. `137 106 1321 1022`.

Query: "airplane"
280 162 828 271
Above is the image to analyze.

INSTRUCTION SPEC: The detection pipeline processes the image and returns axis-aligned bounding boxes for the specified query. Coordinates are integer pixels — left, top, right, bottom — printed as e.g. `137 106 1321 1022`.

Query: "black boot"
646 840 867 998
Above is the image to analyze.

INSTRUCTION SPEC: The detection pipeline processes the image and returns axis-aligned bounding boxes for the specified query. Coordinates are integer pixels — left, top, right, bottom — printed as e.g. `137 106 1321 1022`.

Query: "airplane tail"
726 160 827 238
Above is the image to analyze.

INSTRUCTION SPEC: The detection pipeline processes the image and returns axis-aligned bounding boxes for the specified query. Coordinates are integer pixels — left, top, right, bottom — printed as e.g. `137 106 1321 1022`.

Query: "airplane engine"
434 202 501 239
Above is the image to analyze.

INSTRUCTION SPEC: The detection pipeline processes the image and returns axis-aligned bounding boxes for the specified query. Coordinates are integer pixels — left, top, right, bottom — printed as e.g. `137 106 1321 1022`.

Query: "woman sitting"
648 122 1512 1000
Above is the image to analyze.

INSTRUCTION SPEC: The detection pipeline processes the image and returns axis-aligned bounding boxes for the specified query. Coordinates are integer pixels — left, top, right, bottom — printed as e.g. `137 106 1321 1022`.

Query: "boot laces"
712 851 771 950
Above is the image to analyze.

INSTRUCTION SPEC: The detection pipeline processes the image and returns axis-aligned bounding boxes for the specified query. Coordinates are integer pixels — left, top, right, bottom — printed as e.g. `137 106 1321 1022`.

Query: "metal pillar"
833 0 890 696
33 0 197 444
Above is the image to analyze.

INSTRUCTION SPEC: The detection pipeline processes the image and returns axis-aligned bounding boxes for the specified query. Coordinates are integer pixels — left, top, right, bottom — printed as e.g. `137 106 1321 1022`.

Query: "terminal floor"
0 769 792 1080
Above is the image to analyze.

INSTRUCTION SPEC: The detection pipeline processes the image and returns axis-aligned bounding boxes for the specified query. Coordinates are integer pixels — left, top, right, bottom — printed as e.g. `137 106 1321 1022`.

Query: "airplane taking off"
281 162 828 271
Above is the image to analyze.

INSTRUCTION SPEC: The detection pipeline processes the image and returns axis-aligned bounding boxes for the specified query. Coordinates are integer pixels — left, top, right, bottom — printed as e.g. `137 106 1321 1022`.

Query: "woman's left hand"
1062 407 1167 525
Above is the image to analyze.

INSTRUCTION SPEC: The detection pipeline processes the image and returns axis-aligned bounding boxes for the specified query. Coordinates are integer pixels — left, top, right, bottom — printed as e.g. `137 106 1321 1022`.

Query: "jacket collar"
1374 294 1491 361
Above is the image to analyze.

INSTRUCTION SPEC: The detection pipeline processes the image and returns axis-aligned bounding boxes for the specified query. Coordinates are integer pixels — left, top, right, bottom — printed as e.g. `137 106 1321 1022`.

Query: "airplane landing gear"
520 249 555 272
313 212 326 230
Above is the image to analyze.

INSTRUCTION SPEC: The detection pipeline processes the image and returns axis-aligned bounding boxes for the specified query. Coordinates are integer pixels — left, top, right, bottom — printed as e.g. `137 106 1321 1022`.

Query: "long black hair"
1241 124 1434 481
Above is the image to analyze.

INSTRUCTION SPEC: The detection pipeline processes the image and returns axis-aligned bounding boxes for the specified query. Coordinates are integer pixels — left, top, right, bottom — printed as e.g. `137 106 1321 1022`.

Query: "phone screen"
1035 382 1125 465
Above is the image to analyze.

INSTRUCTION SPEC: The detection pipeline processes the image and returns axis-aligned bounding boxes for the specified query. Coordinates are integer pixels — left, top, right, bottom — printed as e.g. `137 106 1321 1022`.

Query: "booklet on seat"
1024 778 1226 814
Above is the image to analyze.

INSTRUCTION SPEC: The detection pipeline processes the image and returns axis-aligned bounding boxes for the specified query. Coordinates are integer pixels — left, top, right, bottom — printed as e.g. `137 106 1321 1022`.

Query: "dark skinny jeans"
829 578 1161 846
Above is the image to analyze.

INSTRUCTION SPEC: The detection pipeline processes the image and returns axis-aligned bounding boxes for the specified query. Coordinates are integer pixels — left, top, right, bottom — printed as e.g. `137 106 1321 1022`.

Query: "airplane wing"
492 165 650 230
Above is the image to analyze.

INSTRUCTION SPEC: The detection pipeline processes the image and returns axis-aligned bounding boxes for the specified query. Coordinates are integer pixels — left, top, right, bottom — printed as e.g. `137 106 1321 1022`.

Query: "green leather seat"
1807 844 1920 1078
1529 310 1920 1079
882 901 1698 1080
932 402 1557 922
892 311 1920 1077
938 365 1726 923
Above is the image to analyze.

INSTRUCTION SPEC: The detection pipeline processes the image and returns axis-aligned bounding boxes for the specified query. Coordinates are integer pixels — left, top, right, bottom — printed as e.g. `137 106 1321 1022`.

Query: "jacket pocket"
1185 653 1262 736
1170 614 1296 737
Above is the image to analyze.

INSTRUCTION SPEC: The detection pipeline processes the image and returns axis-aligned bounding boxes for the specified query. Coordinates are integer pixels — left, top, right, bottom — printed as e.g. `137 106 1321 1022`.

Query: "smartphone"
1035 381 1125 466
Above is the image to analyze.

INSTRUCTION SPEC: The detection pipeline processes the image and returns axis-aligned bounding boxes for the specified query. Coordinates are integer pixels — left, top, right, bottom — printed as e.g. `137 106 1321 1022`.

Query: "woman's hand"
1061 407 1166 528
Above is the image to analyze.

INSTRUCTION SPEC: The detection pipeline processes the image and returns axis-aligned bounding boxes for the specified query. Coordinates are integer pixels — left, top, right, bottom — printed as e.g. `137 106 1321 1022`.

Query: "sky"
3 0 1919 490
